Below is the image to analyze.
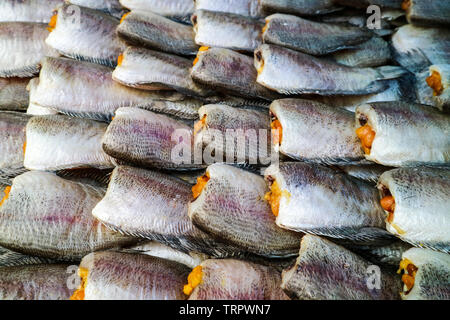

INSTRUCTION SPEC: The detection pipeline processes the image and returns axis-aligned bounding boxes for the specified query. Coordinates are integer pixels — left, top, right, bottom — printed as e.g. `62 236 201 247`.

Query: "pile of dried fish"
0 0 449 301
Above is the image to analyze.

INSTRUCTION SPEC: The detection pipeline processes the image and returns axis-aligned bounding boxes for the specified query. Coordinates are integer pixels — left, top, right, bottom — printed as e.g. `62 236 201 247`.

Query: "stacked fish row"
0 0 449 300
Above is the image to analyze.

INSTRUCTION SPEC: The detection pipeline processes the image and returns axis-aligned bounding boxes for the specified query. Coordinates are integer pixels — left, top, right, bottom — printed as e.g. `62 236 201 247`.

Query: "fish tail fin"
375 66 407 80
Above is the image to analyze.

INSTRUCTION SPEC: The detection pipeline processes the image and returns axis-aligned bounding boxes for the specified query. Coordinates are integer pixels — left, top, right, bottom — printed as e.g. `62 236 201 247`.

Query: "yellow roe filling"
193 115 206 136
193 46 209 66
264 180 290 217
70 267 89 300
356 124 375 155
380 195 395 223
183 266 203 296
398 258 418 293
426 71 444 96
0 186 11 207
47 13 57 32
192 173 209 199
120 12 130 24
271 119 282 146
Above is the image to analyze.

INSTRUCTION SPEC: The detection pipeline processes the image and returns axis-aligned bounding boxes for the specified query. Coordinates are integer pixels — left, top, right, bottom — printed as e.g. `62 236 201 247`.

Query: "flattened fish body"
0 171 136 260
329 36 391 68
0 0 64 23
264 162 391 242
378 167 450 253
311 75 417 112
355 102 450 166
0 264 73 300
187 259 290 300
260 0 341 15
0 22 59 77
76 251 189 300
26 78 59 115
262 13 371 56
255 44 406 95
0 245 58 267
399 248 450 300
194 104 271 164
270 98 364 164
191 47 280 100
281 235 402 300
189 164 302 257
126 241 209 269
117 10 198 55
120 0 194 23
92 166 239 257
24 115 114 171
113 46 213 97
337 164 393 185
194 0 264 18
0 77 30 111
45 3 126 67
391 25 450 72
0 111 30 182
102 107 204 170
404 0 450 27
31 57 199 121
192 10 263 52
333 0 402 9
69 0 127 18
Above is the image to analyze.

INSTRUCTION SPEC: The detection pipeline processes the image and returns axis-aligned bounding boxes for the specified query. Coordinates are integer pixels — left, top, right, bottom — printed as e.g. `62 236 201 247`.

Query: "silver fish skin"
264 162 391 242
281 235 402 300
192 10 263 52
333 0 402 9
24 115 115 171
26 78 59 115
117 10 198 56
204 94 271 109
260 0 341 15
0 111 30 183
391 25 450 73
329 36 391 68
0 77 30 111
186 259 290 300
336 164 393 185
262 14 371 56
269 99 364 164
69 0 127 18
75 251 189 300
31 57 201 121
102 107 204 170
414 68 440 111
255 44 406 95
194 104 271 164
119 0 194 23
113 46 213 97
399 248 450 300
0 264 73 300
189 164 302 258
0 0 64 23
426 64 450 112
403 0 450 27
311 75 418 112
0 245 58 267
378 167 450 253
0 22 59 77
347 240 412 267
45 3 126 67
194 0 264 18
92 166 242 257
0 171 136 260
125 241 209 269
191 47 280 100
355 102 450 167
